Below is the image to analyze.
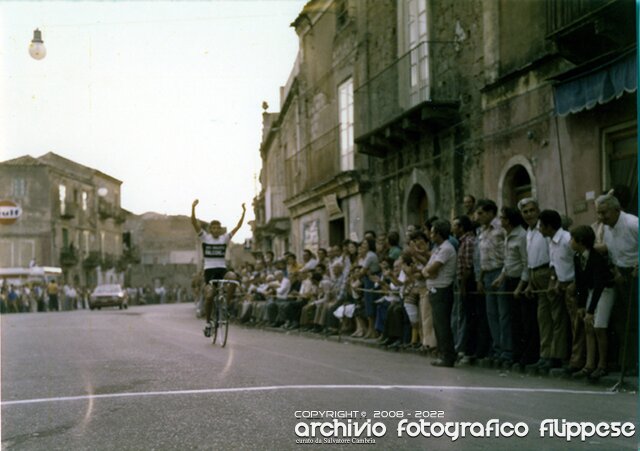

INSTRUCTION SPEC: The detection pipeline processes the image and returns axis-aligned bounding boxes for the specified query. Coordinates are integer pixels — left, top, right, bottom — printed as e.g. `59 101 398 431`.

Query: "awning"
553 51 637 116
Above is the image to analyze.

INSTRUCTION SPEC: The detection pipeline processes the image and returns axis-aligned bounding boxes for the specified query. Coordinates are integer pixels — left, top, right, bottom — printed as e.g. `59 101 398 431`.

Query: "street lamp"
29 29 46 60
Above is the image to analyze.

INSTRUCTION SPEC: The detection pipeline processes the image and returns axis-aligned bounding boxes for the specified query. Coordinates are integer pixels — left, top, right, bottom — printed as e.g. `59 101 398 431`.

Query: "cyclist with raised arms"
191 199 246 337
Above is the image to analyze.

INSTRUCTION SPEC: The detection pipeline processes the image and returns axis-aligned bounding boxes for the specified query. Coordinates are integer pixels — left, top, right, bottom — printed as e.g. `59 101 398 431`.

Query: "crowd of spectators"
0 280 84 313
207 188 637 380
0 280 190 313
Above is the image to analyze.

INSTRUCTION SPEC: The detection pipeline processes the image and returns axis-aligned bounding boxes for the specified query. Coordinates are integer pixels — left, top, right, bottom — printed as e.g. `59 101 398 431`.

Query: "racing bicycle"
207 279 239 347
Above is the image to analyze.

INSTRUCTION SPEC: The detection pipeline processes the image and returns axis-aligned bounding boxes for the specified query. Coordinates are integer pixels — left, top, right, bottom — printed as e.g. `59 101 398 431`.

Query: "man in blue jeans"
475 199 508 366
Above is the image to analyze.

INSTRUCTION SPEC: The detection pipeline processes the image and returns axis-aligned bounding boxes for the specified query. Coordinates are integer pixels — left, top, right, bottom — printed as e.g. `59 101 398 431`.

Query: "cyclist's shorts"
204 267 227 284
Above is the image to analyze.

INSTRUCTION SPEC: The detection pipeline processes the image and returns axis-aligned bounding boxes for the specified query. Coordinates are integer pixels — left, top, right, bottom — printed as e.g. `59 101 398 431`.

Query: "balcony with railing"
98 198 114 220
546 0 635 64
60 245 79 267
354 41 459 157
285 126 339 198
60 201 77 219
113 208 127 224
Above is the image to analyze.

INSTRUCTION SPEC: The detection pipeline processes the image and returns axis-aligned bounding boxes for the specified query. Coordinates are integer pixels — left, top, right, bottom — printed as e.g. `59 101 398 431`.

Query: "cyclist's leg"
204 284 214 321
202 268 218 337
205 268 227 328
223 270 238 318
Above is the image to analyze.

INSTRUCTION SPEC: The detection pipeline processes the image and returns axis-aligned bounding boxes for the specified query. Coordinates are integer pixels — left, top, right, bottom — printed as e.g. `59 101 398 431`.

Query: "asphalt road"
1 304 637 450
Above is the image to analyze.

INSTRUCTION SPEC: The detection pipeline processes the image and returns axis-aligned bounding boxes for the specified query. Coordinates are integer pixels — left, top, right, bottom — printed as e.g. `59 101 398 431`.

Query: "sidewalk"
249 322 638 393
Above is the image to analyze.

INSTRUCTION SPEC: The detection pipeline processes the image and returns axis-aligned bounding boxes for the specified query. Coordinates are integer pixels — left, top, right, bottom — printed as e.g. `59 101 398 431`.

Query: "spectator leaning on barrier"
570 225 615 381
400 254 422 348
453 215 486 364
493 207 529 371
406 231 436 353
595 193 639 376
475 199 507 365
358 239 381 339
376 258 405 349
538 209 572 371
518 198 546 372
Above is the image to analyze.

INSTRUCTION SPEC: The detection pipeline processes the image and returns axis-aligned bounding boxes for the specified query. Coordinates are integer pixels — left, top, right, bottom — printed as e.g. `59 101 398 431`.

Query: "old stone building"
254 0 636 256
0 152 126 287
254 0 372 256
354 0 485 231
253 108 292 257
481 0 636 221
123 212 206 294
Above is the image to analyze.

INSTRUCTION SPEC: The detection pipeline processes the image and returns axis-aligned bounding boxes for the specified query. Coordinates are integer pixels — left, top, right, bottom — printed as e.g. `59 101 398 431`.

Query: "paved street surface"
2 304 637 450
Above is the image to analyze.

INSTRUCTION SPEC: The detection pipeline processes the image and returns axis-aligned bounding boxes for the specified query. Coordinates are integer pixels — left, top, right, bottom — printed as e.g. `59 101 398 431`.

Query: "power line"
34 13 300 29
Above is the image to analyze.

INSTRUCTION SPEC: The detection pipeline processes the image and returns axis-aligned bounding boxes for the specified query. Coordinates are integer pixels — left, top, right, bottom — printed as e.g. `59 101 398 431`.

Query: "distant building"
124 212 198 292
0 152 125 287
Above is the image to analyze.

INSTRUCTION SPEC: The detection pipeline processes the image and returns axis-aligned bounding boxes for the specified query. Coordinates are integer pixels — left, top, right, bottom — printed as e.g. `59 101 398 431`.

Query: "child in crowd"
570 225 615 381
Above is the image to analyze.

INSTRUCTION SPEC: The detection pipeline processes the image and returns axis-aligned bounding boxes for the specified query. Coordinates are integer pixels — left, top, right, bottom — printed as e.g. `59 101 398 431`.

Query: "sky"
0 0 308 242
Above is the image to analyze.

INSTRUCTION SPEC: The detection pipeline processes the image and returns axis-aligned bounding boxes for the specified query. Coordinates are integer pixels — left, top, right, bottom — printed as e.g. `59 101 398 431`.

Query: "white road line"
1 385 614 407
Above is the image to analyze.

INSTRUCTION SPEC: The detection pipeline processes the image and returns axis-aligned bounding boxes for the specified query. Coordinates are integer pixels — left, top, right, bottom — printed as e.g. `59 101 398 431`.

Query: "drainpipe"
553 116 569 217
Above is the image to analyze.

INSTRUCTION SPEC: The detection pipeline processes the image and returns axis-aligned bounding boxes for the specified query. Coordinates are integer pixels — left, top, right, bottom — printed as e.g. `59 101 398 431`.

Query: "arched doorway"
406 184 429 228
502 164 532 208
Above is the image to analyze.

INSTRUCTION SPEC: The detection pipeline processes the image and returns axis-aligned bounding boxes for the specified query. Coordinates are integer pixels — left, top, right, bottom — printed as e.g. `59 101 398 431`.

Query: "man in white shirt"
538 209 575 372
518 198 547 371
424 220 458 367
266 270 291 326
300 249 319 272
595 193 638 375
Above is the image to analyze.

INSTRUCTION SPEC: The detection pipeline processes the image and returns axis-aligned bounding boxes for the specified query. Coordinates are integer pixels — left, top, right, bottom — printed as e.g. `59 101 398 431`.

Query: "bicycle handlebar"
208 279 240 287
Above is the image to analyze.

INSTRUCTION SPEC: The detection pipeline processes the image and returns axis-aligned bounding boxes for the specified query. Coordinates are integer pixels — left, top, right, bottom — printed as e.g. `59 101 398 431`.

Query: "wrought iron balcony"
60 245 79 267
83 251 102 270
354 40 459 156
60 202 77 219
98 198 114 220
546 0 610 35
113 208 127 224
546 0 635 64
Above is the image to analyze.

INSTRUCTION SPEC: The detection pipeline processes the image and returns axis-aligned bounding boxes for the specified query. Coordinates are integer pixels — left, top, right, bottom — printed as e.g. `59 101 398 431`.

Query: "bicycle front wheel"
212 300 229 347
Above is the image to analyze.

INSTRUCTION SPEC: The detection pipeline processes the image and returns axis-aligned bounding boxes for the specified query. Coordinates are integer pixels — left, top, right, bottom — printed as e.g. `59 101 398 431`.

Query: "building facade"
123 212 198 292
254 0 374 257
481 0 637 221
254 0 636 257
354 0 484 230
0 152 126 287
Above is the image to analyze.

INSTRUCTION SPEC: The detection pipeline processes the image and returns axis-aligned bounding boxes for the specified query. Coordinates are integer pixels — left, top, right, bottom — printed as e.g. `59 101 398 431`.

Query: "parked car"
89 284 128 310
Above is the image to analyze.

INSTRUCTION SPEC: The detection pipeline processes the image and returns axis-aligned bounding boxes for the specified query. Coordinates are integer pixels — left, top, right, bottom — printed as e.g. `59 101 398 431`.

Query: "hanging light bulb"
29 29 46 60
